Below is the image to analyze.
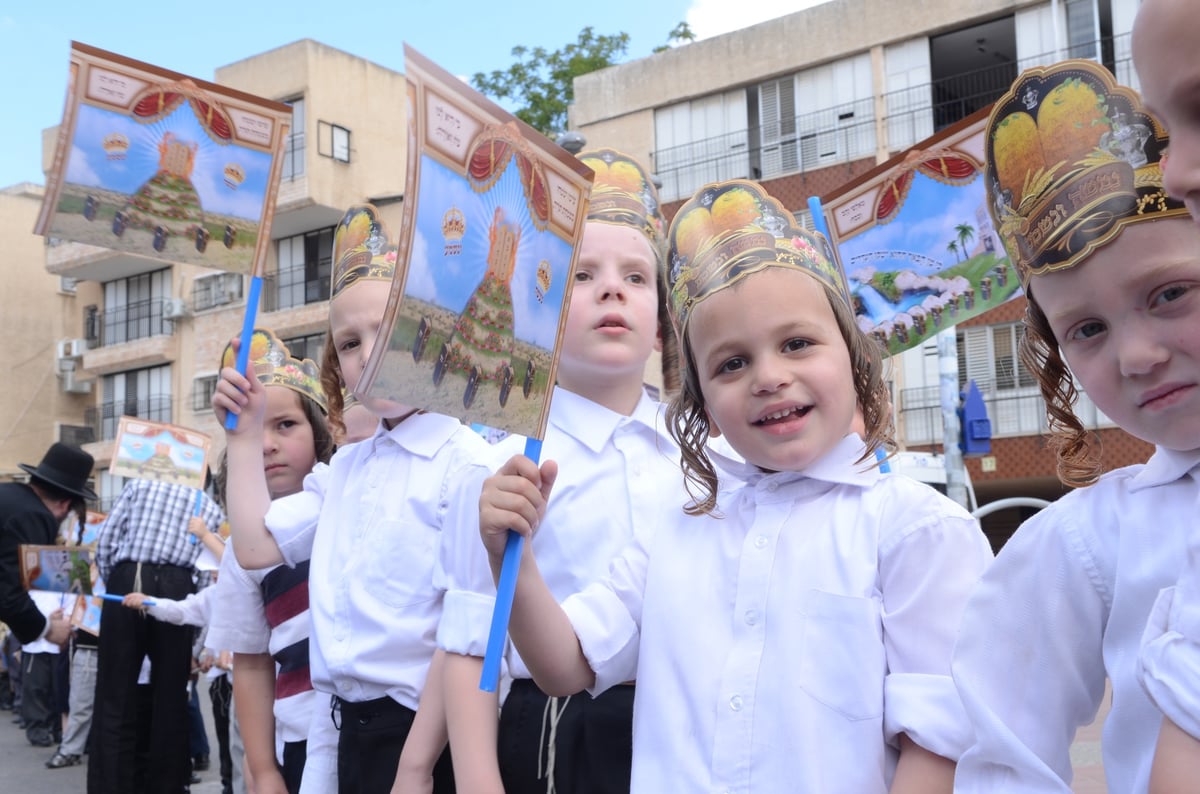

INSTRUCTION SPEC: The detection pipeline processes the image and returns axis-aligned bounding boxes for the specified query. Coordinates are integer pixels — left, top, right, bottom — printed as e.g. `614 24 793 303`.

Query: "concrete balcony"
44 238 165 283
81 332 180 377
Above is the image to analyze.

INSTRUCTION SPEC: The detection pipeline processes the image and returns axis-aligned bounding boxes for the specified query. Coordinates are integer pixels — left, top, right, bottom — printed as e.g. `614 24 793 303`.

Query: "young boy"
438 149 685 794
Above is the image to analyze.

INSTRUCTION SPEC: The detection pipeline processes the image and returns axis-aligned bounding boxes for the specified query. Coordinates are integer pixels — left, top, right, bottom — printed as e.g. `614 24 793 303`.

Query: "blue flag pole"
224 275 263 430
480 435 544 692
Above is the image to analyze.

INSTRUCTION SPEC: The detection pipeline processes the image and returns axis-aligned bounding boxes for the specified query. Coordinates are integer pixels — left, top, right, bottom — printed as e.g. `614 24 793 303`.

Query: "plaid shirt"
96 479 225 582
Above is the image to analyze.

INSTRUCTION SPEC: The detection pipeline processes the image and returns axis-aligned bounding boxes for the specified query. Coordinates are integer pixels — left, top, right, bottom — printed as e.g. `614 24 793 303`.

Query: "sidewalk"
1070 680 1111 794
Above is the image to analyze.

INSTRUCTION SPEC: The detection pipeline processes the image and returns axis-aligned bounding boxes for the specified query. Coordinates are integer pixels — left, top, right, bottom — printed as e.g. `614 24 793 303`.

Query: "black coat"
0 482 58 643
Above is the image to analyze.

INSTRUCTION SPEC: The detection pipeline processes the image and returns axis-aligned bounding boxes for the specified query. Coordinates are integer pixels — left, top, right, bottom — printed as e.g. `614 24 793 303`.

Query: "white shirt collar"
547 385 663 454
711 433 881 492
372 411 466 460
1129 446 1200 492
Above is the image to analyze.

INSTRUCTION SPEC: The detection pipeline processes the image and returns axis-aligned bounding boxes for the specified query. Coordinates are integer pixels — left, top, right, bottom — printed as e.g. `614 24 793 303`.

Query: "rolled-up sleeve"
435 464 500 657
206 551 270 655
879 513 993 759
1140 530 1200 739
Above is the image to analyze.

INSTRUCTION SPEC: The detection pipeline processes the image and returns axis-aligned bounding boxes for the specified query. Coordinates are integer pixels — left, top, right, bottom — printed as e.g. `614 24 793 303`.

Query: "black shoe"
27 731 54 747
46 752 82 769
192 754 210 771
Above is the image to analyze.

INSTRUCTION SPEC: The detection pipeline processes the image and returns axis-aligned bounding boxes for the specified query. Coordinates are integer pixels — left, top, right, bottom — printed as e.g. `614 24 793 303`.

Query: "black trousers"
499 679 635 794
209 675 233 786
88 561 196 794
21 651 59 745
335 695 455 794
282 739 307 794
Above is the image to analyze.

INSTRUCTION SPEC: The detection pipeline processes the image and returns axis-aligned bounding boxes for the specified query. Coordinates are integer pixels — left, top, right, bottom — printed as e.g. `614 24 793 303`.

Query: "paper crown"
578 148 666 261
221 328 326 413
331 204 398 299
665 179 847 332
985 59 1187 286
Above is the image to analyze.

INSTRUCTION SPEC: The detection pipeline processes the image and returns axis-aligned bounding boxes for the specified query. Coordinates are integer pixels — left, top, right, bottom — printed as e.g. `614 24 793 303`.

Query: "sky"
0 0 833 189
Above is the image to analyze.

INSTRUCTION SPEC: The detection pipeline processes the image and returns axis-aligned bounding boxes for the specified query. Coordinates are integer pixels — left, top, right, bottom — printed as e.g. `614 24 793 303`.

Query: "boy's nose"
1162 139 1199 206
751 359 790 394
1118 326 1169 378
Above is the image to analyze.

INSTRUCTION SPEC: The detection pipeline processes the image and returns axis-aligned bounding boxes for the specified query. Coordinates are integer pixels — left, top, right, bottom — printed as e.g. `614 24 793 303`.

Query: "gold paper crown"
665 179 848 333
984 59 1187 286
331 204 397 299
220 328 326 413
578 148 666 262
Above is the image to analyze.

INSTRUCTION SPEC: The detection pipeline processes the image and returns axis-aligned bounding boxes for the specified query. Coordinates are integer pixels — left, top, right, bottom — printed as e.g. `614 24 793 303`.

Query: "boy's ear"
654 321 664 354
705 407 722 438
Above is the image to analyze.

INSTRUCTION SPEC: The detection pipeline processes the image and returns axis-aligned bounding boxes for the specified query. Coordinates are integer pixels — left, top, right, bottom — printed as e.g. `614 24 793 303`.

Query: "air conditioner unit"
56 338 87 359
62 370 93 394
163 297 189 320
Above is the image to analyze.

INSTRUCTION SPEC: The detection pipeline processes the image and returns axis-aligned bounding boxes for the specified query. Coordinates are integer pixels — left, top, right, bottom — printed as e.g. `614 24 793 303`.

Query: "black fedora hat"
18 443 97 500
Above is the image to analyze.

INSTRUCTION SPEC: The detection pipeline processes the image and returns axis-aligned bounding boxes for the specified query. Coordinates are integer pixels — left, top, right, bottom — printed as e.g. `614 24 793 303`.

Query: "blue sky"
0 1 832 189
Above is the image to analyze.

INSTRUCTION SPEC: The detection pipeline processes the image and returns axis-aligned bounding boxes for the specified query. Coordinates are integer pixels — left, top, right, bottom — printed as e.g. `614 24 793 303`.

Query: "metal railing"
650 34 1132 202
281 131 305 181
898 382 1113 447
262 263 330 313
84 396 174 442
88 298 173 347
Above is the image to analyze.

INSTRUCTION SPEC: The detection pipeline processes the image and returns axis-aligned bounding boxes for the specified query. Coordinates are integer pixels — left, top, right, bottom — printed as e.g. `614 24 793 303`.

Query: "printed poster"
109 416 211 490
35 42 292 275
79 510 106 547
70 568 106 637
19 545 96 595
357 45 594 440
821 107 1022 356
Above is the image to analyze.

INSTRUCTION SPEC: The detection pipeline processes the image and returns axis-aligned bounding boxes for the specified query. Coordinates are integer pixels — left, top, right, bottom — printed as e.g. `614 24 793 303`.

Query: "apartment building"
0 183 92 482
568 0 1150 545
40 40 408 509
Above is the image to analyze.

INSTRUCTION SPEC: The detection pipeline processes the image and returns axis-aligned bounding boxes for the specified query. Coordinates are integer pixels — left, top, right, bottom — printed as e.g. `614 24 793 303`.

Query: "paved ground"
0 682 227 794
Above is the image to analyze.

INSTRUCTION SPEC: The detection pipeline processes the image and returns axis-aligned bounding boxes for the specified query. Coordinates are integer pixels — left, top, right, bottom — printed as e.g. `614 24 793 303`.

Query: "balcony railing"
899 383 1113 447
85 396 173 442
262 263 330 313
650 34 1132 202
87 298 173 347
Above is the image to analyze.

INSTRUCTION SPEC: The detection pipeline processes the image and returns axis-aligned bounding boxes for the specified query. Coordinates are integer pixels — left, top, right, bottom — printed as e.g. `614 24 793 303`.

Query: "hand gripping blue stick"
480 436 543 691
224 275 263 430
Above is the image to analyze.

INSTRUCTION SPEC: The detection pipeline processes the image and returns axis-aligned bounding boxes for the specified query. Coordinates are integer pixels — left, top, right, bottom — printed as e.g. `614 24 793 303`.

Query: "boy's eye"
338 338 359 353
574 270 592 282
717 356 747 375
627 272 647 285
1152 284 1189 306
1068 320 1106 341
783 338 810 353
278 419 298 431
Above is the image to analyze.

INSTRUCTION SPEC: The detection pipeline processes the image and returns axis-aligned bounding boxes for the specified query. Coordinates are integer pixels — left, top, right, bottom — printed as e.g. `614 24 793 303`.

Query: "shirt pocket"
365 519 440 609
797 589 885 721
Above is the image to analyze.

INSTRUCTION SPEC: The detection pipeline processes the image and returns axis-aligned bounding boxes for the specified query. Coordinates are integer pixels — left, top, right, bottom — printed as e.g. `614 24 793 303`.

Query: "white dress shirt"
560 434 991 793
266 412 488 709
437 386 685 680
954 446 1200 793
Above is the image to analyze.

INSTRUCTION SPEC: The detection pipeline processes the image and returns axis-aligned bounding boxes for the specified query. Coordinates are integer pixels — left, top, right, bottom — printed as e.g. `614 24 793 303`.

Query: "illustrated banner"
821 108 1022 357
19 545 96 595
35 42 292 276
357 45 594 440
109 416 211 490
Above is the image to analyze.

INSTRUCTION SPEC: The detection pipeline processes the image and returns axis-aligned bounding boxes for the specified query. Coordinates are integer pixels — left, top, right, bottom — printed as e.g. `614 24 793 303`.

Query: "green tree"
653 21 697 53
471 27 630 137
955 222 975 259
947 240 961 263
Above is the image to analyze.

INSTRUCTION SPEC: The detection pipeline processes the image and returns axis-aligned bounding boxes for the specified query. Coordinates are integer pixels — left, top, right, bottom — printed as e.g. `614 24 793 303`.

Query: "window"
101 269 171 346
282 97 305 180
98 365 172 441
98 469 130 513
59 423 95 446
192 375 218 412
275 227 333 310
957 323 1044 437
282 332 326 364
318 121 352 163
192 272 244 312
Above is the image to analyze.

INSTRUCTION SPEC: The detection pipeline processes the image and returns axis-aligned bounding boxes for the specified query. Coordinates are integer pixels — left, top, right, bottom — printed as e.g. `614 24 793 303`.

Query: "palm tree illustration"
947 240 960 263
955 222 975 259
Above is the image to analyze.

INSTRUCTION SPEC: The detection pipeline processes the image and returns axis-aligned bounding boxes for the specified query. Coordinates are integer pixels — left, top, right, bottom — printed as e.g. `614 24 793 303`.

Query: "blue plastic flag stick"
480 436 544 692
223 275 263 430
806 195 832 243
100 593 156 606
188 488 204 545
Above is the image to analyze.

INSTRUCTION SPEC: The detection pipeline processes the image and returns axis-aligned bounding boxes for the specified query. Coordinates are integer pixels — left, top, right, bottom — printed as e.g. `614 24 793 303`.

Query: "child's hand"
122 592 149 610
186 516 209 541
479 454 558 559
211 338 266 435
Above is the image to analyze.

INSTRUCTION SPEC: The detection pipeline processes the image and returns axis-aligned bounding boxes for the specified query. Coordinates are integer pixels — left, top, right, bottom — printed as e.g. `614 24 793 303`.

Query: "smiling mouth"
754 406 811 425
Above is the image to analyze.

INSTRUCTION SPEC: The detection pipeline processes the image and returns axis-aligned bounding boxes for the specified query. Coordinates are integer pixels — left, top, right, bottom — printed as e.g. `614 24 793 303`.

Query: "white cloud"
65 145 101 187
685 0 835 40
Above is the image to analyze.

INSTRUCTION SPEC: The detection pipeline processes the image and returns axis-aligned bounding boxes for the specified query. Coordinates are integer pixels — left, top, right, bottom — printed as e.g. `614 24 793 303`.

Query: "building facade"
569 0 1148 545
40 40 409 509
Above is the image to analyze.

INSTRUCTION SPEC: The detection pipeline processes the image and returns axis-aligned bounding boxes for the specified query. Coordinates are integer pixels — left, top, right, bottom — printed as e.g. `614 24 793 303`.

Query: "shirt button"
766 481 779 492
729 695 743 711
744 609 758 626
754 535 768 549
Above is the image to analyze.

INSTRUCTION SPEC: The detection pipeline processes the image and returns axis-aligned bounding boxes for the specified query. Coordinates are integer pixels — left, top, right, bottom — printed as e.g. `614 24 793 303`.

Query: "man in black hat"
0 442 95 646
